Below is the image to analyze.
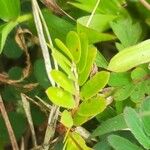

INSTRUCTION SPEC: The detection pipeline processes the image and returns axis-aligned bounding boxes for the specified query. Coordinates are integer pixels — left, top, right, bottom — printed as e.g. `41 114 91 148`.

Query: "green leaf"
55 38 73 60
108 135 144 150
77 21 116 44
0 112 26 142
60 110 73 128
77 97 106 117
52 48 72 67
94 140 111 150
113 83 134 101
92 114 127 137
46 87 75 109
69 0 127 16
50 70 75 94
130 82 145 103
73 113 89 126
34 59 50 89
31 106 46 126
0 0 20 21
80 71 110 99
0 21 18 53
140 98 150 136
65 132 92 150
42 9 74 41
77 33 88 73
110 18 143 49
124 107 150 149
95 51 108 69
144 80 150 95
3 36 23 59
108 72 131 86
78 14 116 33
131 67 147 80
8 67 22 80
52 50 75 80
78 46 97 86
107 39 150 72
66 31 81 63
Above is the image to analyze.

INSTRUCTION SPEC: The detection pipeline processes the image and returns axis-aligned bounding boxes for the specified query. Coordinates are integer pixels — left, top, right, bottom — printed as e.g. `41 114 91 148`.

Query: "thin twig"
35 1 58 70
21 93 37 147
32 0 55 85
0 95 19 150
86 0 101 27
139 0 150 10
32 1 59 149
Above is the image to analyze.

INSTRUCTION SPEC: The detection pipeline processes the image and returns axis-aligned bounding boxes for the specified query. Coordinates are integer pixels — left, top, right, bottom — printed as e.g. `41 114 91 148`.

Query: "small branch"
139 0 150 10
32 0 55 85
86 0 101 27
0 95 19 150
32 1 59 149
21 93 37 147
43 106 59 150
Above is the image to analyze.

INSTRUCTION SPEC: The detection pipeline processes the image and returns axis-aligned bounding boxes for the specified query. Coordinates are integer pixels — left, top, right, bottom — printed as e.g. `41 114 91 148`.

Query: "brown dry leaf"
15 28 31 79
0 28 38 91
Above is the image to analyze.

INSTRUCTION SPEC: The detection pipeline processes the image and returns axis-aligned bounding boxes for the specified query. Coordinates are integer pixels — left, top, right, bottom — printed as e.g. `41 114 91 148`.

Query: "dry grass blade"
139 0 150 10
21 93 37 147
32 0 59 149
0 95 19 150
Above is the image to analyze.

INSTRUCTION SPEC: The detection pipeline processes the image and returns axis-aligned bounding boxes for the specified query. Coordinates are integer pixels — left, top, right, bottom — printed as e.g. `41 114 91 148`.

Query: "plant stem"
86 0 101 27
32 1 59 150
0 95 19 150
139 0 150 10
17 13 33 23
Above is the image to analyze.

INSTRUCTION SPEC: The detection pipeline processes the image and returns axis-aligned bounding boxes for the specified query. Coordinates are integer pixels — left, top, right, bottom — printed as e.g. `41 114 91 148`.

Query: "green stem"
16 13 33 23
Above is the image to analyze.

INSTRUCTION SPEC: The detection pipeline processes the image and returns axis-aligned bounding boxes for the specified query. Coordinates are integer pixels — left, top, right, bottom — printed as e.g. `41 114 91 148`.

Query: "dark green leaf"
92 114 127 137
140 98 150 136
124 107 150 149
34 59 50 89
0 21 18 53
8 67 22 80
110 18 142 49
108 135 143 150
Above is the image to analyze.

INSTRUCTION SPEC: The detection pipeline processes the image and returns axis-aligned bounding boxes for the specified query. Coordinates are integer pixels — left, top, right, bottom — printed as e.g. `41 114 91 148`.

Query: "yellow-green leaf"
73 113 89 126
50 70 76 94
52 48 72 66
60 110 73 128
52 51 75 80
108 40 150 72
80 71 110 99
65 132 92 150
77 33 88 73
55 38 73 60
78 46 97 86
66 31 81 63
77 97 106 117
46 87 75 108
